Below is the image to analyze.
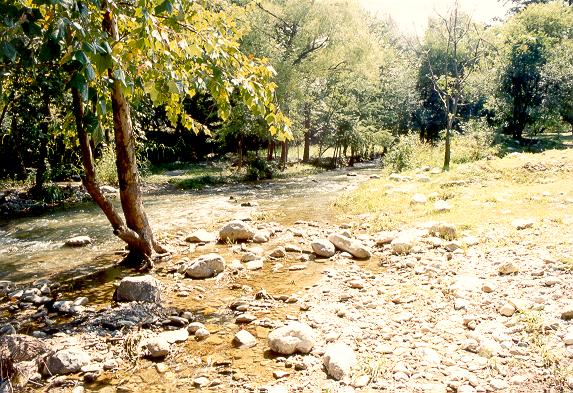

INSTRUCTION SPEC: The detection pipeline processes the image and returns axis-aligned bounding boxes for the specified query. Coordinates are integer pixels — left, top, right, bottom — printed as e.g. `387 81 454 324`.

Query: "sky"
359 0 510 35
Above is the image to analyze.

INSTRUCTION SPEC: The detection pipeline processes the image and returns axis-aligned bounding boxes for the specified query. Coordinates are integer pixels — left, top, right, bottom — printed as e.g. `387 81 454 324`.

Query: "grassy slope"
335 148 573 234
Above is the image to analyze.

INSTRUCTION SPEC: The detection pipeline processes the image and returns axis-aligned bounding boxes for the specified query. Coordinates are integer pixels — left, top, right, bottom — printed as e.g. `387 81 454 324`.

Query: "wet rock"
311 239 336 258
268 322 315 355
219 220 256 242
186 229 217 243
42 347 91 375
185 253 225 279
145 336 170 358
0 324 16 335
64 236 92 247
327 234 371 259
114 275 161 303
233 330 257 349
323 342 357 381
0 281 15 296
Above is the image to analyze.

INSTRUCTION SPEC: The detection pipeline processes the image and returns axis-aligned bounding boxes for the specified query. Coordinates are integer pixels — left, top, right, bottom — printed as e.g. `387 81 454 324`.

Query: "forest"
1 1 573 392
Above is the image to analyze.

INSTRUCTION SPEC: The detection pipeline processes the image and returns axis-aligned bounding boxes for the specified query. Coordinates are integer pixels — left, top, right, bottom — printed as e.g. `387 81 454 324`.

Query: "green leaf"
69 72 88 102
155 0 173 15
113 69 126 86
22 21 42 38
85 63 96 81
1 41 17 62
97 98 107 116
93 53 113 73
73 50 89 65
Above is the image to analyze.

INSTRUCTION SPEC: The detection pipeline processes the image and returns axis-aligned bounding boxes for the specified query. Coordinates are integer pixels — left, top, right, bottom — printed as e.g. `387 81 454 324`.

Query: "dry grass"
334 149 573 232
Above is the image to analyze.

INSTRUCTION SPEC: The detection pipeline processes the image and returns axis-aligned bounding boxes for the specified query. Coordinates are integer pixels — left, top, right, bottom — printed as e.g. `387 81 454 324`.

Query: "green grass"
334 148 573 232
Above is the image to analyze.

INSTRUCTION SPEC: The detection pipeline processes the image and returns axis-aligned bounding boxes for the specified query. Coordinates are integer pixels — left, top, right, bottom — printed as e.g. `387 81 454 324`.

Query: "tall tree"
420 1 486 170
3 0 291 266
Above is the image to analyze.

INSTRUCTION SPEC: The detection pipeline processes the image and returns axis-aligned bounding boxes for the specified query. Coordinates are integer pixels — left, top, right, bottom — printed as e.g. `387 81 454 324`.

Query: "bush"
245 156 277 181
95 146 118 185
384 134 419 172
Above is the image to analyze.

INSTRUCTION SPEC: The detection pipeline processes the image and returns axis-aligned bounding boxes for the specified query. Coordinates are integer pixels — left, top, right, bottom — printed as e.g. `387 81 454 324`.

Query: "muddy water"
0 164 380 284
0 163 382 392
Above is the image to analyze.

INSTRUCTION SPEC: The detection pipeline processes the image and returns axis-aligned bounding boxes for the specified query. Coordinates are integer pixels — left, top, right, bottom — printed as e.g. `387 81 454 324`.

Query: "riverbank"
1 149 572 393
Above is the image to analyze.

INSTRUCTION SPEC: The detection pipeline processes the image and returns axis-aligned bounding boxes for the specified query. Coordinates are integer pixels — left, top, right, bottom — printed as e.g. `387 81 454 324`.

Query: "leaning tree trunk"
72 87 162 266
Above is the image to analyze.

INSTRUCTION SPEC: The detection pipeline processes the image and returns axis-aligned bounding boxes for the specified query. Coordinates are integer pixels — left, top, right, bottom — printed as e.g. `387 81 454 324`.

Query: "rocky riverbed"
1 160 573 393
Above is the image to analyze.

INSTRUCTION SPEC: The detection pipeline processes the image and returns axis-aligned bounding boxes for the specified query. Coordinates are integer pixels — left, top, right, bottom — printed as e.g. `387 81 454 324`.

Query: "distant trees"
490 2 573 139
418 1 486 170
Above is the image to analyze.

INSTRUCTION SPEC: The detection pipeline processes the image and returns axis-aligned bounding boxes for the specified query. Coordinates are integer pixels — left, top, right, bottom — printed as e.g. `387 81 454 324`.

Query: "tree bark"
302 104 311 163
280 141 288 169
72 87 154 258
267 138 275 161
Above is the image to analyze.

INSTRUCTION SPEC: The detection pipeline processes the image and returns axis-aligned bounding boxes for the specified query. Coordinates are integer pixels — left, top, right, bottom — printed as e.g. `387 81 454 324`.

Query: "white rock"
114 275 161 303
499 303 516 317
311 239 336 258
489 378 509 390
323 342 357 381
233 330 257 349
411 194 428 205
195 328 210 340
186 229 217 243
327 234 371 259
145 336 170 358
497 261 519 275
391 234 416 255
185 253 225 279
245 259 264 271
64 236 91 247
159 329 189 343
433 200 451 212
42 348 91 375
268 322 315 355
219 220 256 242
563 332 573 345
187 322 206 334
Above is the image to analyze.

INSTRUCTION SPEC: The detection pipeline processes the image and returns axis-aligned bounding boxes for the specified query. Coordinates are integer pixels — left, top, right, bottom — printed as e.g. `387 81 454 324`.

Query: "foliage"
245 155 277 181
95 145 118 185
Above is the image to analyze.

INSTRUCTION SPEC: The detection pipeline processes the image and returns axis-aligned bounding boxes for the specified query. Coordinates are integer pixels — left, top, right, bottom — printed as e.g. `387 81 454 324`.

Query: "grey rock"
245 259 264 271
195 328 210 340
268 322 315 355
323 342 357 381
219 220 256 242
42 347 91 375
114 275 161 303
186 229 217 243
185 253 225 279
64 236 92 247
311 239 336 258
233 330 257 349
187 322 206 334
270 247 286 258
327 233 371 259
145 336 170 358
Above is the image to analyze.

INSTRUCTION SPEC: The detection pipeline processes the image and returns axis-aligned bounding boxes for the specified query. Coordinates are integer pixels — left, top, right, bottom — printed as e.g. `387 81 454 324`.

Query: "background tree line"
1 0 572 188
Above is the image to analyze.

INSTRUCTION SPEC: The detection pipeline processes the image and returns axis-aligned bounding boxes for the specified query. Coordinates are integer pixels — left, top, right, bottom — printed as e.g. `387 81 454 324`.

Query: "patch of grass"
334 148 573 232
170 175 226 190
351 354 388 384
95 145 119 186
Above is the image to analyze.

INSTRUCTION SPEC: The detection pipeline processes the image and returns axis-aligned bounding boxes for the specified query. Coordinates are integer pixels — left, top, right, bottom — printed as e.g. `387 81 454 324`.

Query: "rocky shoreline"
1 209 572 393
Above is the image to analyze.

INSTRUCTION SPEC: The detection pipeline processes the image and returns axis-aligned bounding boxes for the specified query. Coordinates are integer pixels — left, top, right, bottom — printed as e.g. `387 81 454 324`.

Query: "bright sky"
359 0 509 35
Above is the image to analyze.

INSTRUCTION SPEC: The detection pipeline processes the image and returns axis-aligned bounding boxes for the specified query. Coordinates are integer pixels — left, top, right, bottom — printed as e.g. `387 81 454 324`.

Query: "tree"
420 1 486 170
492 2 573 140
3 0 291 266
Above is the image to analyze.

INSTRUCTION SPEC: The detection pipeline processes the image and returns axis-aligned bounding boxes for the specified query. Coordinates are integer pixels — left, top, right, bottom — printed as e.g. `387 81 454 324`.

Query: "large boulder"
185 253 225 279
311 239 336 258
219 220 256 242
327 234 371 259
113 275 161 303
323 342 357 381
267 322 315 355
41 347 91 375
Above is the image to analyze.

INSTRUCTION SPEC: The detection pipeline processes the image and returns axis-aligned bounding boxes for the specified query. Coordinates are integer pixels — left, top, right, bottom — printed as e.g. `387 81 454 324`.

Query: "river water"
0 164 381 284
